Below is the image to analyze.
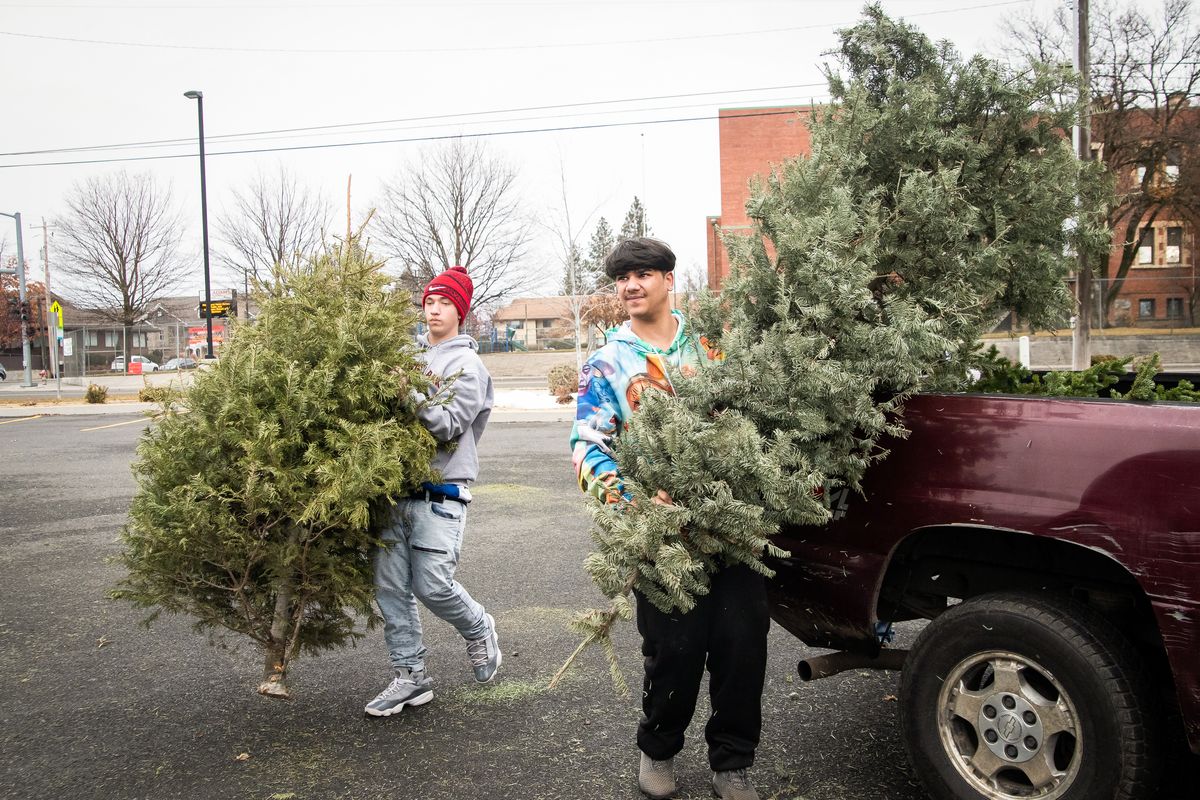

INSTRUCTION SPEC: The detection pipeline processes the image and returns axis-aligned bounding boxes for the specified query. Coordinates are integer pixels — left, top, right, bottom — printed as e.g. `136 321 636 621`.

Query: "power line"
0 1 841 6
88 94 827 154
0 83 828 157
0 109 814 170
0 1 1031 56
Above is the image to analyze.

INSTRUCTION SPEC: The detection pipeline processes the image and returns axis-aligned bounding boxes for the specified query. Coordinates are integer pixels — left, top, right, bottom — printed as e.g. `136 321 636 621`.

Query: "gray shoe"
364 668 433 717
712 768 759 800
466 612 502 683
638 752 676 799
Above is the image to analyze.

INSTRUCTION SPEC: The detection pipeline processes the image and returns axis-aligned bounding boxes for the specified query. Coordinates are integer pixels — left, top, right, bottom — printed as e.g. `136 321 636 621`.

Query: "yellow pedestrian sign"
50 300 63 328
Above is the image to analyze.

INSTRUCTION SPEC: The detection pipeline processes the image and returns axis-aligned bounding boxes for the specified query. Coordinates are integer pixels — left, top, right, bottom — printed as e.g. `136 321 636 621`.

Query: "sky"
0 0 1063 307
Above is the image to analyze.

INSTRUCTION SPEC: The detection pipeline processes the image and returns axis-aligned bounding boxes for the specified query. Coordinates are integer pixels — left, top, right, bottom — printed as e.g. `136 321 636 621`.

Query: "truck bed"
768 391 1200 748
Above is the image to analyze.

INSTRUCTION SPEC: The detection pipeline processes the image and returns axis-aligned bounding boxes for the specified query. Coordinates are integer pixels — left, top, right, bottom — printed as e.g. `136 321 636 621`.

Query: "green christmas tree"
553 5 1110 689
113 233 436 698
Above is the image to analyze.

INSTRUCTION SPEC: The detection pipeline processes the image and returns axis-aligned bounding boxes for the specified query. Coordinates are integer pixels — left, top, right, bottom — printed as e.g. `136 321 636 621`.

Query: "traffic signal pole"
1 211 34 386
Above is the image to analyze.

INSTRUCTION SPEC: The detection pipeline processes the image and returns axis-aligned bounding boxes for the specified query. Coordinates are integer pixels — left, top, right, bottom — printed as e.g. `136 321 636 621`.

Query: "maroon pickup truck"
769 390 1199 800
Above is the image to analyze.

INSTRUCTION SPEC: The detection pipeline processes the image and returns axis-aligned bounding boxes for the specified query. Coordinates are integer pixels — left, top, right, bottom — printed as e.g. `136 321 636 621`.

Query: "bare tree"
373 138 535 311
545 163 601 367
216 165 331 302
55 171 187 364
581 292 628 340
1002 0 1200 319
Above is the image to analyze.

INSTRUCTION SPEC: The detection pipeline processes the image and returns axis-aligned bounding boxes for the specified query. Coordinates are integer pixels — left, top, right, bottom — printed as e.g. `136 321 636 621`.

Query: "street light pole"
1 211 34 386
184 89 215 359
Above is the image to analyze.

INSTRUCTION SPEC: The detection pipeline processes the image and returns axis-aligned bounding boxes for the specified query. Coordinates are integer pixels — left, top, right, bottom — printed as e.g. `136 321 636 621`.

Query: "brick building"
1107 218 1197 327
705 104 1198 327
1094 100 1199 328
705 106 815 288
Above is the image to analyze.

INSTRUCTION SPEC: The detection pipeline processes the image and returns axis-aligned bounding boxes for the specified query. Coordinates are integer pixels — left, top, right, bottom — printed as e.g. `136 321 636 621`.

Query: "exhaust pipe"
797 648 908 681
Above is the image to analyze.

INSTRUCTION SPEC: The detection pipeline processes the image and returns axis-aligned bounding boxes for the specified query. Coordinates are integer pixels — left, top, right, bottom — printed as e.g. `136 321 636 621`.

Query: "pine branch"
548 570 636 692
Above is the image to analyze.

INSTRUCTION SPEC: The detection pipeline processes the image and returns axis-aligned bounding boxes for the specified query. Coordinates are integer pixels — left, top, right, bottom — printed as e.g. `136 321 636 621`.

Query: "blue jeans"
374 496 488 673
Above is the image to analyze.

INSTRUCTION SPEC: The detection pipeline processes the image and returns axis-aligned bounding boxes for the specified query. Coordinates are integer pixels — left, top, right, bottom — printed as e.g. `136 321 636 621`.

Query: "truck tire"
899 591 1159 800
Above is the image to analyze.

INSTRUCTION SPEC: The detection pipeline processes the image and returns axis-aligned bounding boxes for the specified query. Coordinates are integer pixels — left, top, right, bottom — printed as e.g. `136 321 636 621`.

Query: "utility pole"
1071 0 1092 370
41 219 55 379
1 211 34 386
41 218 61 398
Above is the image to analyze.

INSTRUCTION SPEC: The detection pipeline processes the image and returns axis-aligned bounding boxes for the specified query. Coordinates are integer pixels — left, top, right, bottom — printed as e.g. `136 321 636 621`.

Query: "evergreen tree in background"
586 216 617 292
618 196 651 241
113 232 436 698
559 243 591 296
554 4 1110 688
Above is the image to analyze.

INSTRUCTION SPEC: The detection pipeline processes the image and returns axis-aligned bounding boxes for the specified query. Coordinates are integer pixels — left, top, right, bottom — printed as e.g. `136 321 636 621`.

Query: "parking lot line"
80 417 154 432
0 414 42 425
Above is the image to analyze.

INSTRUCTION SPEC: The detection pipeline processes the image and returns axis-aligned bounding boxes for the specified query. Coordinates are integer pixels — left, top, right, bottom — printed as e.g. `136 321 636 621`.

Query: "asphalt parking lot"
2 413 1194 800
0 412 937 800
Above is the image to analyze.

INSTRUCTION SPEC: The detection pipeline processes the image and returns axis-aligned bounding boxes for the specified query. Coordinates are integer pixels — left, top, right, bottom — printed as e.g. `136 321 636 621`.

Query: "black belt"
410 489 468 505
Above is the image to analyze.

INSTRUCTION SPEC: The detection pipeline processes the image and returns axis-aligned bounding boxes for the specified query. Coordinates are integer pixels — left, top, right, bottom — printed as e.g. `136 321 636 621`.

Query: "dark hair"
603 237 676 278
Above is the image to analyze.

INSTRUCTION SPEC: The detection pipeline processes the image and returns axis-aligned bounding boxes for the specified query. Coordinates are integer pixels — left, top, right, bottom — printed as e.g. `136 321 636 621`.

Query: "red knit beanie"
422 265 473 322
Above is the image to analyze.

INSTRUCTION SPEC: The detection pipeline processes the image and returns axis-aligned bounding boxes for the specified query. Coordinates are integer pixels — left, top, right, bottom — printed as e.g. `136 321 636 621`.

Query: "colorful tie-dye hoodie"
570 310 716 503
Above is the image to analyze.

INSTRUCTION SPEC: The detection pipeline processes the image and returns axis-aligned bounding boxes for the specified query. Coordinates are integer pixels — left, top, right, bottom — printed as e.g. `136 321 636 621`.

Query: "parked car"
771 383 1200 800
110 355 159 373
161 357 197 371
0 364 6 381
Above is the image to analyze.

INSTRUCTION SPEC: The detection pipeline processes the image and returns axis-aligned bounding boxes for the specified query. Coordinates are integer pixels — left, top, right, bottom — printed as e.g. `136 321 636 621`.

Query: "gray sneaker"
638 752 676 799
364 668 433 717
712 768 759 800
466 612 502 683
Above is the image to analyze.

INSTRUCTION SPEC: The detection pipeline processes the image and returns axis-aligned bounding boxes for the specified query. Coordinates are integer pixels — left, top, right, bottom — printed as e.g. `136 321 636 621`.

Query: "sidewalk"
0 386 574 422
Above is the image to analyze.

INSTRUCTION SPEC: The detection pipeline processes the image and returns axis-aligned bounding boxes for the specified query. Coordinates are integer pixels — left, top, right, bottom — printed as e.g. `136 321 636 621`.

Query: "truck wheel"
899 592 1159 800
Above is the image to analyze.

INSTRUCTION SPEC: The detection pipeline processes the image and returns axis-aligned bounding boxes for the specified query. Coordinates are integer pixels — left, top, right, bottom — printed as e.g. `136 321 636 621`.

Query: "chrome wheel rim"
936 649 1081 799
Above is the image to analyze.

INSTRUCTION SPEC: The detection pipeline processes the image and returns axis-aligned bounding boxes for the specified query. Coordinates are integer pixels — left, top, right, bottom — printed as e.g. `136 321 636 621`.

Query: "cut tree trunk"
257 531 299 699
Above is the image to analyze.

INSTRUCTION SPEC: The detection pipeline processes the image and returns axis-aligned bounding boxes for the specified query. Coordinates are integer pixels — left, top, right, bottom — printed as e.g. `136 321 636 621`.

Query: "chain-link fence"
55 324 179 383
60 328 86 385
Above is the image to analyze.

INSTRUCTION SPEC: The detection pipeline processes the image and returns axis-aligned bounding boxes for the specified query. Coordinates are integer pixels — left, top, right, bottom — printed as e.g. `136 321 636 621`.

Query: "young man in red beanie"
365 265 501 716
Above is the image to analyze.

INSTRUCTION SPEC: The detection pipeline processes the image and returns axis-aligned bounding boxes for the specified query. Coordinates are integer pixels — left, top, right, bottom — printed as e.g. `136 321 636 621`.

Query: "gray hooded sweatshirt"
413 332 494 485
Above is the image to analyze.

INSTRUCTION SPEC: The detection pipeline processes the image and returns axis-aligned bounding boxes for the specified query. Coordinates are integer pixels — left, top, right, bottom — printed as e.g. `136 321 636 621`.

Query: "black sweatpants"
634 563 770 772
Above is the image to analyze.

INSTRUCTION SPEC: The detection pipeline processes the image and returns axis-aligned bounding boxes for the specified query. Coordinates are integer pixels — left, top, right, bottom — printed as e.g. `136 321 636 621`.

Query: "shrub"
969 347 1198 402
138 386 173 404
548 363 578 404
85 383 108 404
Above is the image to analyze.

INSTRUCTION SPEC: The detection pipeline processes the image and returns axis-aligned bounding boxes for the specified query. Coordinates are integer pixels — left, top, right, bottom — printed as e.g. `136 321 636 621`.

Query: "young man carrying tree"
570 238 768 800
365 265 502 717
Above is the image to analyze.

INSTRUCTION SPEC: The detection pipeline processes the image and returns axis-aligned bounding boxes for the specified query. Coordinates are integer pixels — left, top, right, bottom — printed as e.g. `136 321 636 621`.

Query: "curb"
0 389 572 419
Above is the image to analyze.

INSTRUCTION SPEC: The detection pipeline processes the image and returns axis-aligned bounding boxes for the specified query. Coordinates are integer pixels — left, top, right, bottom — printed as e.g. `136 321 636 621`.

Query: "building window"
133 332 147 348
1165 148 1181 182
1166 298 1184 319
1137 228 1154 264
87 330 98 347
1166 226 1183 264
1138 298 1156 319
104 331 117 347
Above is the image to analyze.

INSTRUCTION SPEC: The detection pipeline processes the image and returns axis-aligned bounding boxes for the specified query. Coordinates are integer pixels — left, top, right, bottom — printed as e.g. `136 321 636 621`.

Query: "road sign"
187 326 225 347
50 300 63 328
199 299 233 318
63 338 73 357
